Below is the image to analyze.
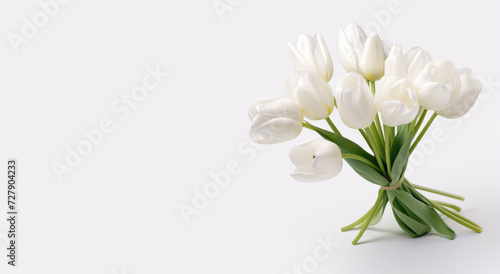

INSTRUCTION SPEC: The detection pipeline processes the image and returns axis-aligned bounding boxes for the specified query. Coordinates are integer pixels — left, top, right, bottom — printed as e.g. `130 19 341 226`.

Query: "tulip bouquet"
248 23 483 244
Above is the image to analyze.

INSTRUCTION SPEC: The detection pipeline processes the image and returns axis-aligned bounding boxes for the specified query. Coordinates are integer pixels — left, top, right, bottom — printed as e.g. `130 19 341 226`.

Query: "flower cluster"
248 23 483 244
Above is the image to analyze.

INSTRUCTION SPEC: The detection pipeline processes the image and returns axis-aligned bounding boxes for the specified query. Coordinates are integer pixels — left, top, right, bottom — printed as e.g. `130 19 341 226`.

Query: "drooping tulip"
338 23 392 81
437 67 482 119
285 71 334 120
375 76 420 126
413 60 461 111
289 138 343 182
334 72 377 129
248 96 304 144
288 33 334 82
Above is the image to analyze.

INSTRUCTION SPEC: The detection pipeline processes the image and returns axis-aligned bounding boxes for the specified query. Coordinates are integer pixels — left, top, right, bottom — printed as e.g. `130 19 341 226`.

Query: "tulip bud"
248 96 304 144
413 60 461 111
338 23 391 81
338 23 367 74
285 72 334 120
288 33 334 82
334 72 377 129
361 33 386 81
375 76 420 126
289 138 343 182
437 67 482 119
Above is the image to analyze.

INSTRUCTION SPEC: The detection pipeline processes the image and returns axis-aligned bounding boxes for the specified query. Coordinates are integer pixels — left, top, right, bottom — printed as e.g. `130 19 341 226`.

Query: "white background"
0 0 499 273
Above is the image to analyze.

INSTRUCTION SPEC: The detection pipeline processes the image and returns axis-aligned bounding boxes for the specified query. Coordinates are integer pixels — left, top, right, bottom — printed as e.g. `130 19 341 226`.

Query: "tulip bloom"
413 60 461 111
248 96 304 144
334 72 377 129
404 47 433 83
375 76 420 126
289 138 343 182
338 23 391 81
384 45 432 82
285 72 334 120
437 68 482 119
288 33 334 82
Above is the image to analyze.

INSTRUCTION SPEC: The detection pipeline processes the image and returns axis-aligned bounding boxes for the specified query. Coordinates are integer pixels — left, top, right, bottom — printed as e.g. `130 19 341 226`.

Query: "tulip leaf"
388 191 431 237
390 123 410 164
389 133 413 186
305 123 377 164
305 122 390 186
344 158 390 186
368 192 388 226
393 189 456 239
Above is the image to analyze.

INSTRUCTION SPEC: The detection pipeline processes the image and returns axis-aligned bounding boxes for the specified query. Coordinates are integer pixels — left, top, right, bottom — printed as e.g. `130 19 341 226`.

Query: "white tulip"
361 33 387 81
285 71 334 120
413 60 461 111
404 47 433 83
334 72 377 129
338 23 391 81
338 23 367 74
384 45 432 82
375 75 420 126
248 96 303 144
437 67 482 119
289 138 343 182
288 33 334 82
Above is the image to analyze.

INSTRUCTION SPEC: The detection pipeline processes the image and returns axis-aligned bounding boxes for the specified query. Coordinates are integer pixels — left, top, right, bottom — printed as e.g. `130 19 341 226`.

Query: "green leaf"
388 191 431 237
305 123 389 186
368 192 388 226
390 123 409 166
305 123 376 165
389 133 413 186
344 158 390 186
393 189 456 239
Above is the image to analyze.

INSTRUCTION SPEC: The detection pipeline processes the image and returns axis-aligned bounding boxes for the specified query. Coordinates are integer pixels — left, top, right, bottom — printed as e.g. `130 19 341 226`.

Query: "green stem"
409 112 438 154
358 129 374 152
352 190 385 245
411 183 465 201
365 127 386 177
384 125 392 175
341 210 371 232
433 200 461 212
405 180 482 233
370 122 385 153
413 109 428 135
408 108 420 135
342 154 381 172
325 117 341 136
369 81 385 146
432 203 482 233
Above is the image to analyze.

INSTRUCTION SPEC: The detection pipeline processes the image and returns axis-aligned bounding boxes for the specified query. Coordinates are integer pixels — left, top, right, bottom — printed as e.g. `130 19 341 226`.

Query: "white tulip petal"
417 82 451 111
361 33 386 81
288 33 334 82
315 33 334 81
286 72 334 120
288 42 311 73
379 100 419 127
248 97 303 144
289 138 342 182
